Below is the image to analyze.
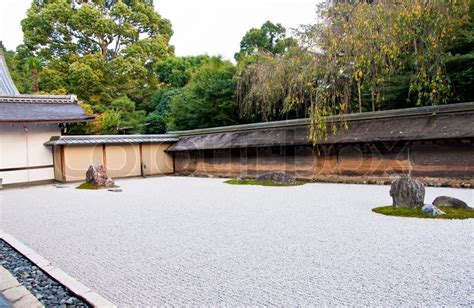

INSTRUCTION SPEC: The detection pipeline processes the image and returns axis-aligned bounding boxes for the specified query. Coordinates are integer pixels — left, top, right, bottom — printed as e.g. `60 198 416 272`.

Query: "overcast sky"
0 0 321 61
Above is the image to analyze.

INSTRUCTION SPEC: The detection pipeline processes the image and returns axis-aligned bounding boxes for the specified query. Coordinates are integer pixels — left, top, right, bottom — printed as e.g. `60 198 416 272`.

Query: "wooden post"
60 145 66 182
172 151 176 174
407 141 412 176
102 144 107 169
139 143 145 177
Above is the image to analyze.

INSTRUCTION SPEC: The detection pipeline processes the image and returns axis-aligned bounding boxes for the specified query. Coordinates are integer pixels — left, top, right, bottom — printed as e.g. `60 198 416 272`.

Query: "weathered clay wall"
410 141 474 179
172 140 473 187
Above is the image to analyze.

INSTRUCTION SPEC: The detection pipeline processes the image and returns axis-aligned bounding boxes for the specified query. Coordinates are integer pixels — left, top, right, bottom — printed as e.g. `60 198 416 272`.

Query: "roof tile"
45 135 179 146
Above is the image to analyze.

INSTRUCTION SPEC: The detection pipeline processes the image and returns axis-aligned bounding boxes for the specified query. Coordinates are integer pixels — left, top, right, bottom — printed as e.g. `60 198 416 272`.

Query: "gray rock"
390 175 425 208
85 163 115 187
105 177 115 188
0 240 89 307
432 196 471 210
108 188 122 193
256 171 296 184
422 204 445 217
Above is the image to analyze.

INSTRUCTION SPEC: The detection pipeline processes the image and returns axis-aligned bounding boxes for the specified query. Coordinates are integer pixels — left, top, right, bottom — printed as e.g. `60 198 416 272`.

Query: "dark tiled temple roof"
0 47 94 123
45 134 179 146
167 102 474 151
0 48 19 96
0 97 95 123
0 94 76 104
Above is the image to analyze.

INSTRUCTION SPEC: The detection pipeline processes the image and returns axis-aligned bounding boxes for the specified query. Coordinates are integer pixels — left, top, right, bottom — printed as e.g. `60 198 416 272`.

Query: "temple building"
0 42 176 186
0 45 93 186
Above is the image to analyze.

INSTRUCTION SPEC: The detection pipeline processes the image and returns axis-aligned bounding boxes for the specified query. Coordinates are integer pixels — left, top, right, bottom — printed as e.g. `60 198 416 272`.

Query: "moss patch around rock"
76 182 103 190
372 205 474 219
224 179 305 187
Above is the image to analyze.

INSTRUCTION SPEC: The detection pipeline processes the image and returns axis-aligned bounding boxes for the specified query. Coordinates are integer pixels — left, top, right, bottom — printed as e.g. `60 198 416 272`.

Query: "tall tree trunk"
32 69 39 93
371 86 375 112
357 80 362 113
101 43 108 63
343 78 351 114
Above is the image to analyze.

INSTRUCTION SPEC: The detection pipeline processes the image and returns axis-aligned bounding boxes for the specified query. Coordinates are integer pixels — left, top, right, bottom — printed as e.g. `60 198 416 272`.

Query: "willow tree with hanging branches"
235 0 471 143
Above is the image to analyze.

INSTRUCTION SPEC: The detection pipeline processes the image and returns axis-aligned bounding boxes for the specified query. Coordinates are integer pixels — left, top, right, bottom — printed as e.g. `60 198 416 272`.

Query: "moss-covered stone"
224 179 305 187
372 205 474 219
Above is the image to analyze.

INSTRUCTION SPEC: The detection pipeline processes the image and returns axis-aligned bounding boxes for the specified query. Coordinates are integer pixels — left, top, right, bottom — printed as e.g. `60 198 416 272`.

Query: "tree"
109 96 146 134
233 21 304 123
234 21 296 61
26 57 43 93
22 0 173 63
142 56 213 133
235 49 314 123
445 1 474 103
155 55 211 88
20 0 174 134
98 110 122 135
3 49 31 94
145 88 184 133
69 95 146 134
236 0 472 142
167 58 238 130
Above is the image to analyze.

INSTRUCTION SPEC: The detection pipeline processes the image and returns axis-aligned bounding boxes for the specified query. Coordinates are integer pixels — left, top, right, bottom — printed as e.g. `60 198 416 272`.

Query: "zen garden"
0 0 473 307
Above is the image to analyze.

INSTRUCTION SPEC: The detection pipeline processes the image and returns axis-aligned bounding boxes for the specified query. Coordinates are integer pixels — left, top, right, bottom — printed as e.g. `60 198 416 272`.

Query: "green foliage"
145 88 183 133
22 0 173 60
224 179 305 187
235 49 313 122
447 53 474 102
372 206 474 220
156 55 211 88
68 61 102 99
236 1 473 142
145 112 166 134
235 21 296 61
100 110 122 134
3 49 32 93
5 0 470 138
166 58 238 130
143 55 216 133
83 96 146 134
108 96 146 134
19 0 174 134
445 2 474 103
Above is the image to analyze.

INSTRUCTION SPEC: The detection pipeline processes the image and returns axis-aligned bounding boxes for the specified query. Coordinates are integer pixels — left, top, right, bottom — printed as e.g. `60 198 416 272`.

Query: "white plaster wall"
0 125 27 169
0 124 60 184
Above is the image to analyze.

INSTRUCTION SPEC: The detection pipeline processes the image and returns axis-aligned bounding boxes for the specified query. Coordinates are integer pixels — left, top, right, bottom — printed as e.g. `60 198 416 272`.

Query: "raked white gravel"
0 176 472 306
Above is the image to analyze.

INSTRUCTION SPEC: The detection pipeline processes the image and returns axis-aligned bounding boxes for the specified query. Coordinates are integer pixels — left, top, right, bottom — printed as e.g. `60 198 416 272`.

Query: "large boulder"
256 171 296 184
86 163 115 187
422 204 445 217
389 175 425 208
432 196 471 210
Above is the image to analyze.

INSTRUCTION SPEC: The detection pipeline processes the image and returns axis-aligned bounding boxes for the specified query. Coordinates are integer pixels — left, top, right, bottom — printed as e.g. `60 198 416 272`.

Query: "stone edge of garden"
0 265 43 307
0 230 116 308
